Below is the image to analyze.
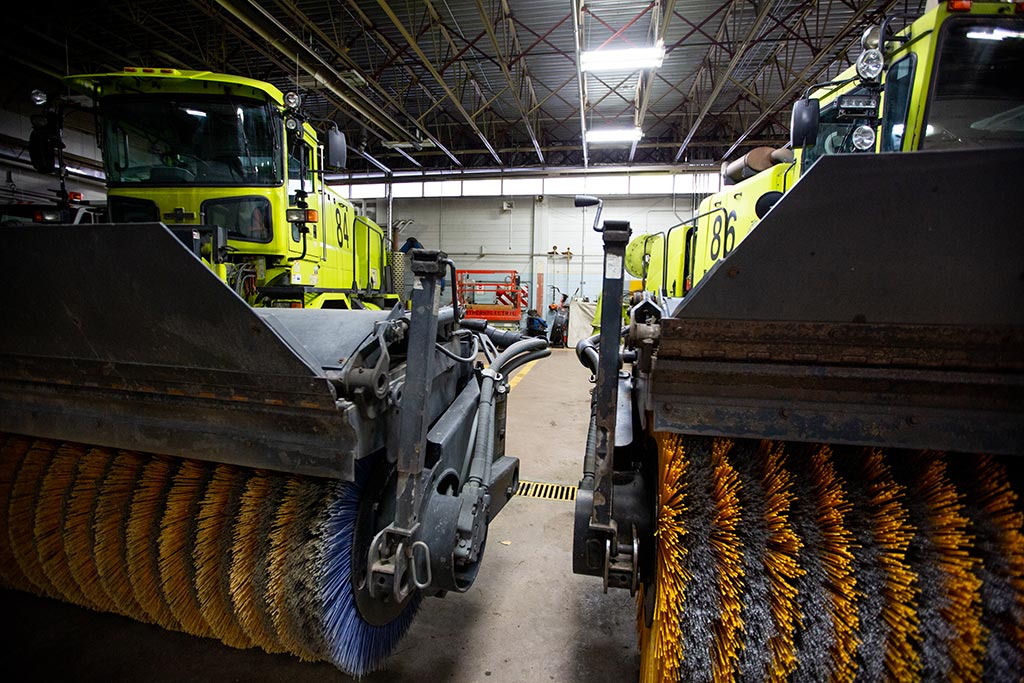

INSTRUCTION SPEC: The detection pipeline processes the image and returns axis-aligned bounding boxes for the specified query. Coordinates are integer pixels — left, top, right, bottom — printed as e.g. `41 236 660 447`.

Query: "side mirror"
29 128 57 175
325 128 347 170
790 98 820 149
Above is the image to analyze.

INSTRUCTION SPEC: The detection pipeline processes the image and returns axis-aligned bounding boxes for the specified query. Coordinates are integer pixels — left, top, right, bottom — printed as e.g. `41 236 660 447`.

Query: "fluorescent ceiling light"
586 127 643 144
580 42 665 72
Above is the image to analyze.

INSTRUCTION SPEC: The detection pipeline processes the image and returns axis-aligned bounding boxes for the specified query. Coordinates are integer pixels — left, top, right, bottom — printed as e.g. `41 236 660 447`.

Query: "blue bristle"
316 465 422 677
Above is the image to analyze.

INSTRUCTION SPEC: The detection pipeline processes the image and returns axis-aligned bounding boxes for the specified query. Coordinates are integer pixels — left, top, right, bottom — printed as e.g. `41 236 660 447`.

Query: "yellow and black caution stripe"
515 480 576 502
640 435 1024 682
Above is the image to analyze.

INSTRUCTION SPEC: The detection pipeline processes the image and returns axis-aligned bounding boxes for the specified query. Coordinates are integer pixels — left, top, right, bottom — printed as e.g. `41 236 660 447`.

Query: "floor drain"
515 480 577 501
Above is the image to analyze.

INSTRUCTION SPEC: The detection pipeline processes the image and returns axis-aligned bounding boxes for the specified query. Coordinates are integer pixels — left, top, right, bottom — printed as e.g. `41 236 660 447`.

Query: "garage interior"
2 0 1023 681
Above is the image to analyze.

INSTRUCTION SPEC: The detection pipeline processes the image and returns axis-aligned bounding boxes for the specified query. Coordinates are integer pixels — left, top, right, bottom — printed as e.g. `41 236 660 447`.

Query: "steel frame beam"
374 0 503 165
473 0 545 162
673 0 777 162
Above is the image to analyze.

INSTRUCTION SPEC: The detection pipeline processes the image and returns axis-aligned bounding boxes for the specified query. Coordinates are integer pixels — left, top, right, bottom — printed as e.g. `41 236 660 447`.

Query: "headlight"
286 208 318 223
856 48 884 81
285 116 301 132
283 91 302 109
860 26 881 50
30 89 48 106
35 209 62 223
852 125 876 151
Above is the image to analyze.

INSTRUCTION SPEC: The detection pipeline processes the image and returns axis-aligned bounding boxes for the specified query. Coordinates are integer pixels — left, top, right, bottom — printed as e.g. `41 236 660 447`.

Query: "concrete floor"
2 348 640 681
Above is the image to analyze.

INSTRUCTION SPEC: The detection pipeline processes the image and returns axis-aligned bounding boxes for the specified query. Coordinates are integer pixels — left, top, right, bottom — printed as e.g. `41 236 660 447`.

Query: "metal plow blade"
653 147 1024 455
0 222 388 478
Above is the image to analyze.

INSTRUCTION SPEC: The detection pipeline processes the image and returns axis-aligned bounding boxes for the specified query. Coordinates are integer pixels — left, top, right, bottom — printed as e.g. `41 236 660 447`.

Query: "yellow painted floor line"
507 360 538 390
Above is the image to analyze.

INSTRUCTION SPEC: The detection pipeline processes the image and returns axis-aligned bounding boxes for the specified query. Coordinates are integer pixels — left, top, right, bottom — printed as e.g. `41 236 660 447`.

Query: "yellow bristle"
918 456 984 680
158 459 215 638
7 440 61 597
809 447 860 682
93 451 150 622
640 432 691 683
862 451 920 681
0 433 35 591
709 439 745 681
34 442 96 609
974 454 1024 654
64 447 118 611
125 455 180 630
194 463 253 649
760 441 804 682
229 470 286 653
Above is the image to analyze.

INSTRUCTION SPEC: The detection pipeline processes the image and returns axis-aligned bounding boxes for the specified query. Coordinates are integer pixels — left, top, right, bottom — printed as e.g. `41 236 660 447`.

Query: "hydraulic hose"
499 348 551 379
575 333 600 374
581 397 598 486
490 337 549 372
466 376 496 490
467 337 549 492
575 326 628 374
459 408 481 485
436 333 479 364
443 258 460 316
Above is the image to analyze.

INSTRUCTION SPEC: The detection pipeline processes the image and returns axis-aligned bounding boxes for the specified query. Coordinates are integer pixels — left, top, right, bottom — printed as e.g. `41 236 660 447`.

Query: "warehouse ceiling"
5 0 926 175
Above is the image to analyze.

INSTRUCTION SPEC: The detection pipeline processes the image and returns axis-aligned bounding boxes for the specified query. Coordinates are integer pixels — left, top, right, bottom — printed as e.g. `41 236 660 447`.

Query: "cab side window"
288 140 311 180
881 56 916 152
289 141 313 242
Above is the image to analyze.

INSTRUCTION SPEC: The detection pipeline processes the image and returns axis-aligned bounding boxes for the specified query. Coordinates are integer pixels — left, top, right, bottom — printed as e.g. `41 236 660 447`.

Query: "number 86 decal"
709 209 737 261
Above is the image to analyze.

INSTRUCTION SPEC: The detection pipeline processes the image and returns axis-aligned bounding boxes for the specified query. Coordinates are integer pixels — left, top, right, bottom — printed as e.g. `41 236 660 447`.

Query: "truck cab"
50 68 393 309
629 0 1024 296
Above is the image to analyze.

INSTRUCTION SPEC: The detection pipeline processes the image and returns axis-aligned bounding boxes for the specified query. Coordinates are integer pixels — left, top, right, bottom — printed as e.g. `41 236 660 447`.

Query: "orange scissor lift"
455 270 527 324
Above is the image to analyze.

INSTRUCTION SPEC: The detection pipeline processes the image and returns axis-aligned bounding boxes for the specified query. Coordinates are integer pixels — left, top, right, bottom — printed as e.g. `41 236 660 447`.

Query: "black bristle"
831 447 888 681
952 453 1024 681
891 453 983 681
730 441 775 682
675 436 718 683
788 448 835 683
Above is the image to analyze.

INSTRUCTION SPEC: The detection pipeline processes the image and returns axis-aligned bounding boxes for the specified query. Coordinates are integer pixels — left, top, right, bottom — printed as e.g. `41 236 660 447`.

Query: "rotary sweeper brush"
0 225 549 676
571 144 1024 681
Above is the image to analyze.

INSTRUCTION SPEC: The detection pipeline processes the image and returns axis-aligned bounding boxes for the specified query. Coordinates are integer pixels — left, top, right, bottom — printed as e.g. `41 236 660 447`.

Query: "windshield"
100 95 282 186
923 16 1024 149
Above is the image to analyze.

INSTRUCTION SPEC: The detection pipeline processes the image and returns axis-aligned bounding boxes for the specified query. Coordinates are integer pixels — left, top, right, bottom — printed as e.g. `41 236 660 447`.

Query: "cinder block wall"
385 193 702 317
